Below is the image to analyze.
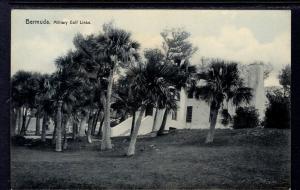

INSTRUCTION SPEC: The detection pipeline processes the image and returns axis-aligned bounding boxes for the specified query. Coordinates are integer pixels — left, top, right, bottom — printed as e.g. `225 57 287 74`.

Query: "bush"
264 89 290 129
220 109 232 126
232 106 259 129
11 135 27 146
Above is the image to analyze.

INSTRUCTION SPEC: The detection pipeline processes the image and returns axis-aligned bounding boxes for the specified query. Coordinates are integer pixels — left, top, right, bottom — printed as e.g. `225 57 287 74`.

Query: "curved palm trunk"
126 106 146 156
35 114 41 135
157 108 169 135
92 109 101 135
41 114 48 142
151 108 158 132
130 110 136 137
55 101 63 152
205 104 220 144
97 115 105 137
101 68 115 150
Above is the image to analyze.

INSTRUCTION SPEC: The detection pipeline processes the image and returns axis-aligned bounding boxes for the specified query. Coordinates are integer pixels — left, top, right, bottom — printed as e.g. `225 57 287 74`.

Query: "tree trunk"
97 115 105 137
72 120 78 140
52 120 57 145
63 118 68 150
55 101 63 152
130 110 136 137
126 106 146 156
17 107 22 134
20 107 28 136
157 108 169 135
78 117 86 137
101 67 114 150
87 111 93 144
92 109 101 135
205 104 220 144
11 108 17 136
35 114 41 135
41 114 48 142
151 108 158 132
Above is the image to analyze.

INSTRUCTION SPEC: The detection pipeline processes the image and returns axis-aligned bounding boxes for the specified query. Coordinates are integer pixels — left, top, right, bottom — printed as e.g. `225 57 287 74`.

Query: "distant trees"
264 64 291 129
194 60 252 143
278 64 291 97
11 71 43 136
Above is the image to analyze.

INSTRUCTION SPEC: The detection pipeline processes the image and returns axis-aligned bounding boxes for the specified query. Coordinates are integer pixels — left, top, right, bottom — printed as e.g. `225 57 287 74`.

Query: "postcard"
10 9 291 189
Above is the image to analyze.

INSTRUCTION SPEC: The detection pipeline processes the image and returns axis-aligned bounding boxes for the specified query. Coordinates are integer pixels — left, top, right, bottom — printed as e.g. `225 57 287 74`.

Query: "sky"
11 10 291 86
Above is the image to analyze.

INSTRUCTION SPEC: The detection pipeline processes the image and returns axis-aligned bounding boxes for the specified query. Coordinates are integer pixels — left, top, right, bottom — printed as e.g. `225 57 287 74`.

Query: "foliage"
11 71 42 109
195 60 253 108
126 61 178 109
192 59 253 142
232 106 260 129
160 28 198 89
220 109 232 126
278 64 291 96
264 88 290 129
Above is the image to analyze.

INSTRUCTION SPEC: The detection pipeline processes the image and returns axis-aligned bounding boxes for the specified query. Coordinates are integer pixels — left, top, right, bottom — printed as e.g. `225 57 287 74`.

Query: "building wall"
112 63 265 136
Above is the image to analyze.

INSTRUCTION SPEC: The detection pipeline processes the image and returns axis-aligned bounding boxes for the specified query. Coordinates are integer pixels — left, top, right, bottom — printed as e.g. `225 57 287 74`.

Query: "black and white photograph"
10 9 291 189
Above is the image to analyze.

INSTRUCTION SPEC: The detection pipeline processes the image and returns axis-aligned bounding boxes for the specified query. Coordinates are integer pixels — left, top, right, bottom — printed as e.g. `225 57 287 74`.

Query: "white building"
111 63 265 137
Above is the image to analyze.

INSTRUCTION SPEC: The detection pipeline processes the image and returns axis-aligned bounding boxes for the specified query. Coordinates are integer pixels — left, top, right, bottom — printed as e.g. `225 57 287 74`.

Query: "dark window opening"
188 92 193 99
145 105 153 116
172 110 177 120
186 106 193 123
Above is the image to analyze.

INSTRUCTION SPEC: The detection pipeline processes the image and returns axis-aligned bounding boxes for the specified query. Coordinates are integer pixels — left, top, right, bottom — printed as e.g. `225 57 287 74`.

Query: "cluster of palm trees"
11 23 253 156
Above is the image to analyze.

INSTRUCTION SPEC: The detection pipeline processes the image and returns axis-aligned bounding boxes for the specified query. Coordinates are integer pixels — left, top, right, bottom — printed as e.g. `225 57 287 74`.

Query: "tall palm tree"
11 71 41 136
73 23 140 150
194 60 253 143
112 76 141 137
125 61 177 156
52 51 88 151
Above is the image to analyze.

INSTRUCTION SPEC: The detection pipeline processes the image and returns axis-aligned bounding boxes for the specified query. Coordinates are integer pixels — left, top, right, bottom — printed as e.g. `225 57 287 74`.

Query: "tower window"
186 106 193 123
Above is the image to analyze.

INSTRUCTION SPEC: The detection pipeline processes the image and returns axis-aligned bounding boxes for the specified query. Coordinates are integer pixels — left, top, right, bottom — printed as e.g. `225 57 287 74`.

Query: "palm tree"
11 71 41 136
73 23 140 150
194 60 253 143
52 51 89 151
111 76 141 137
125 61 177 156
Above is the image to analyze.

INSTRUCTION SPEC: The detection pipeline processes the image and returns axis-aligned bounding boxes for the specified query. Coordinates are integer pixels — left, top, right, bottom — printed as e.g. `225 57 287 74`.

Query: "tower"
246 63 265 120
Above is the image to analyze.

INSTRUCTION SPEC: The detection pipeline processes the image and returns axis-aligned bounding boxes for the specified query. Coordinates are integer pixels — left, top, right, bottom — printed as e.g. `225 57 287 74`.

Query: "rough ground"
11 128 290 189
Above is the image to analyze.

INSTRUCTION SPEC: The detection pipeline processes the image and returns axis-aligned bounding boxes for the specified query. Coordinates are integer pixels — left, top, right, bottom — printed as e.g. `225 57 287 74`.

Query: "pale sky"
11 10 291 86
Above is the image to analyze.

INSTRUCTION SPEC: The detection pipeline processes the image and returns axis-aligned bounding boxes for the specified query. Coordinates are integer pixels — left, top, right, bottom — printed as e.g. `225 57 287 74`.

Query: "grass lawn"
11 128 290 189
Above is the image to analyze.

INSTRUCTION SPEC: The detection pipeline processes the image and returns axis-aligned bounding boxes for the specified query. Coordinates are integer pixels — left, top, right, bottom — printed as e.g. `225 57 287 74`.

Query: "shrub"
220 109 232 126
232 106 259 129
11 135 27 146
264 89 290 129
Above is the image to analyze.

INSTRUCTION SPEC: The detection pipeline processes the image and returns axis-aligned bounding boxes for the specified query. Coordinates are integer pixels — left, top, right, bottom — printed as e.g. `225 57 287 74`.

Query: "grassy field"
11 128 290 189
